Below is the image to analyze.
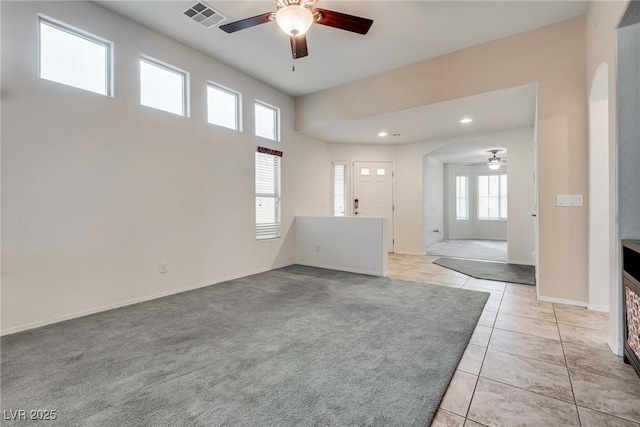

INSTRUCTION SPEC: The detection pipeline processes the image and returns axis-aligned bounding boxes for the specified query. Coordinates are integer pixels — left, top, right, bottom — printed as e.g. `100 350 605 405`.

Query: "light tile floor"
387 253 640 427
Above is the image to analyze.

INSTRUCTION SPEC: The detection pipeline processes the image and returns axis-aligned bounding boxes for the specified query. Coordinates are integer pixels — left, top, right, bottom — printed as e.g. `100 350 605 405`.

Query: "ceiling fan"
218 0 374 60
466 150 508 170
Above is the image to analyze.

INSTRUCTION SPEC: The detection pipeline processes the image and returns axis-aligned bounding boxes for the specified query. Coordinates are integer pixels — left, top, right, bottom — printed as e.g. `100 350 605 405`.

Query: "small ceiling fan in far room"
218 0 374 60
466 150 508 170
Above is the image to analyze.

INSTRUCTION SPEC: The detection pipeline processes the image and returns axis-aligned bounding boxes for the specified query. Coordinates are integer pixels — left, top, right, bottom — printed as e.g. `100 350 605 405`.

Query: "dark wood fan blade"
290 35 309 59
219 12 274 33
313 8 373 34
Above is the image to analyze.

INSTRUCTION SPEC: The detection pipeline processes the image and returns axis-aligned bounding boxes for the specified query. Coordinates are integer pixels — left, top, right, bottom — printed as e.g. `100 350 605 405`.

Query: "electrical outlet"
159 261 168 274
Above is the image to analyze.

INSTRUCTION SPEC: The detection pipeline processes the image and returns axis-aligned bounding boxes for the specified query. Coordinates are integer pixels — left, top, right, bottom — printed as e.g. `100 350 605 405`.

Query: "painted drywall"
585 0 629 354
1 1 330 334
329 127 535 263
443 163 508 241
423 156 444 247
617 23 640 240
298 17 587 302
294 216 387 276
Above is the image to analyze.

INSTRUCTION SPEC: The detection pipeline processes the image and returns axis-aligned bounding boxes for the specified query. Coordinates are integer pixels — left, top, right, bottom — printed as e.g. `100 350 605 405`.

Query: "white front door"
353 161 394 252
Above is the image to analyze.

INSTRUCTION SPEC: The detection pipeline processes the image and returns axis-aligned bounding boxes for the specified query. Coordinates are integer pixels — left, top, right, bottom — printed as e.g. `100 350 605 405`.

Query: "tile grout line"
462 283 506 423
553 303 581 426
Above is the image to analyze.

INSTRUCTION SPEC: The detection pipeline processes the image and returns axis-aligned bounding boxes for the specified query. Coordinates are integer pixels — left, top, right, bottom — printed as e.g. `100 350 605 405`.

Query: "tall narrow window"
140 57 187 116
333 163 347 216
255 148 282 240
38 17 111 96
456 175 469 220
478 174 508 220
255 101 279 141
207 83 240 130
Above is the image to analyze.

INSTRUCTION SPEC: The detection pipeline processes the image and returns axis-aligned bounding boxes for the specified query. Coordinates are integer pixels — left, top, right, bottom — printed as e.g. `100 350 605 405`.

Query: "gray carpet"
425 239 507 262
434 257 536 286
1 265 488 427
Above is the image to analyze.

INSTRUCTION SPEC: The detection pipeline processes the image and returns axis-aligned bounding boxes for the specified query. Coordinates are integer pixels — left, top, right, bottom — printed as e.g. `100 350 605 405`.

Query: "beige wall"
298 17 588 302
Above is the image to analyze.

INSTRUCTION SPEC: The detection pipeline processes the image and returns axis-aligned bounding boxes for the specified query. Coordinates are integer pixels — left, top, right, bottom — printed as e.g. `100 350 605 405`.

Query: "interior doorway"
353 161 394 252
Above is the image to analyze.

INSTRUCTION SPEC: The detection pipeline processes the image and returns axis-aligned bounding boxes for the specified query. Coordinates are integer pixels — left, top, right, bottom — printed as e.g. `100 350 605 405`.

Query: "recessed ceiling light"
460 118 473 124
378 131 388 137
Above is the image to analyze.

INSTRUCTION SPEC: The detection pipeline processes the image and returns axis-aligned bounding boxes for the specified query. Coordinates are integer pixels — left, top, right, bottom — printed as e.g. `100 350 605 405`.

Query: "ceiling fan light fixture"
275 5 313 36
487 161 501 170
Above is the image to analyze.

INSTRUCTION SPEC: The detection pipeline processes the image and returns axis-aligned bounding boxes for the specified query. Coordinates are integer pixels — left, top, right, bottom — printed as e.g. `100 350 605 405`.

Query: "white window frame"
37 15 113 96
455 174 469 220
477 173 508 220
139 55 189 117
255 151 282 240
254 100 280 141
206 82 241 131
333 161 348 217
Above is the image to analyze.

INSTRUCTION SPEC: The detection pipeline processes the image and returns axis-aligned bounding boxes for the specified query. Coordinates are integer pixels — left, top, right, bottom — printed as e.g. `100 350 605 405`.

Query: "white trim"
537 295 587 307
587 303 609 313
608 336 623 356
295 261 385 277
1 263 292 336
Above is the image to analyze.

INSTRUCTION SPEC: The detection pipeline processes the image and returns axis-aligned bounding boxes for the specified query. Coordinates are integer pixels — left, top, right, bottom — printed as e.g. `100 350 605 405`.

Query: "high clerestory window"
38 17 112 96
207 82 241 131
139 57 188 116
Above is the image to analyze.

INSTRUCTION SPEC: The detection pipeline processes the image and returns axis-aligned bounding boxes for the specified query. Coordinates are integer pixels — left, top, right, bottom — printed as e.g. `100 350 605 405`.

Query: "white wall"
328 127 535 263
585 0 629 355
294 216 388 276
423 156 444 247
443 163 508 241
1 1 330 334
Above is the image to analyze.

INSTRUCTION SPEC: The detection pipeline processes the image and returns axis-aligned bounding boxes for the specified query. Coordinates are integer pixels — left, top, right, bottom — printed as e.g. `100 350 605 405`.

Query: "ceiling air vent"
183 2 228 28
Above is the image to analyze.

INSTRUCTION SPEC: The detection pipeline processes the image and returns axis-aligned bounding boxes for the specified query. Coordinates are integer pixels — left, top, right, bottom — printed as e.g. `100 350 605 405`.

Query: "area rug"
434 257 536 285
1 265 488 427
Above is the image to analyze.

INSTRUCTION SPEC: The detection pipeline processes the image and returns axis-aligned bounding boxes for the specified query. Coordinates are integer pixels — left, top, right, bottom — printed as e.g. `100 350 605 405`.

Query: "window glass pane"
361 168 370 176
39 19 109 95
140 58 186 116
207 84 239 130
376 168 385 176
478 174 507 220
255 102 278 140
456 175 469 220
334 164 346 216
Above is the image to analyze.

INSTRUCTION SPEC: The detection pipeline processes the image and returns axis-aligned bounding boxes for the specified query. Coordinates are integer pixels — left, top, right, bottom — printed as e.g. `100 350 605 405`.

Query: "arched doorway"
587 62 614 329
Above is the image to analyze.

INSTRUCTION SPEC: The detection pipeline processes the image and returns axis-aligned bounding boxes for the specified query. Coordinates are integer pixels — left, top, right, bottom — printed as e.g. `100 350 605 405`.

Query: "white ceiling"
303 83 537 145
97 1 588 97
95 1 583 147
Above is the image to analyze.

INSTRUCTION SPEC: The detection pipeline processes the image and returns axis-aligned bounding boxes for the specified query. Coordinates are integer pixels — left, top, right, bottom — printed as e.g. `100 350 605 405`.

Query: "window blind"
255 149 282 240
334 164 346 216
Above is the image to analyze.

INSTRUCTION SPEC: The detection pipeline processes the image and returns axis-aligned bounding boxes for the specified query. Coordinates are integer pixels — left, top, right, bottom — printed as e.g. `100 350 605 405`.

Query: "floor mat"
434 257 536 285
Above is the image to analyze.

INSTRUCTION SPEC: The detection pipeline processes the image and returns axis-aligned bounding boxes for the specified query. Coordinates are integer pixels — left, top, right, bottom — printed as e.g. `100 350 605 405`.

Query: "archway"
587 62 613 313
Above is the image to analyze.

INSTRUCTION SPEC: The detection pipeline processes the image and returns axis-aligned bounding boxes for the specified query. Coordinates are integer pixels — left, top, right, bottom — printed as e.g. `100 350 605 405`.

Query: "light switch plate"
557 194 583 206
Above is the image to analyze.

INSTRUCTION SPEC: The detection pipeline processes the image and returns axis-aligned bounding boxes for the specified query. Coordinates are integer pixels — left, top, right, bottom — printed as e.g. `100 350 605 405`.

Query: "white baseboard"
537 295 587 307
507 259 535 266
1 262 293 337
608 335 623 356
295 262 384 277
395 251 426 256
587 303 609 313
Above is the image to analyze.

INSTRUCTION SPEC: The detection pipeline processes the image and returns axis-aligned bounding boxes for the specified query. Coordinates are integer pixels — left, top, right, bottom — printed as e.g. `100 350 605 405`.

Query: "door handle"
354 198 359 209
